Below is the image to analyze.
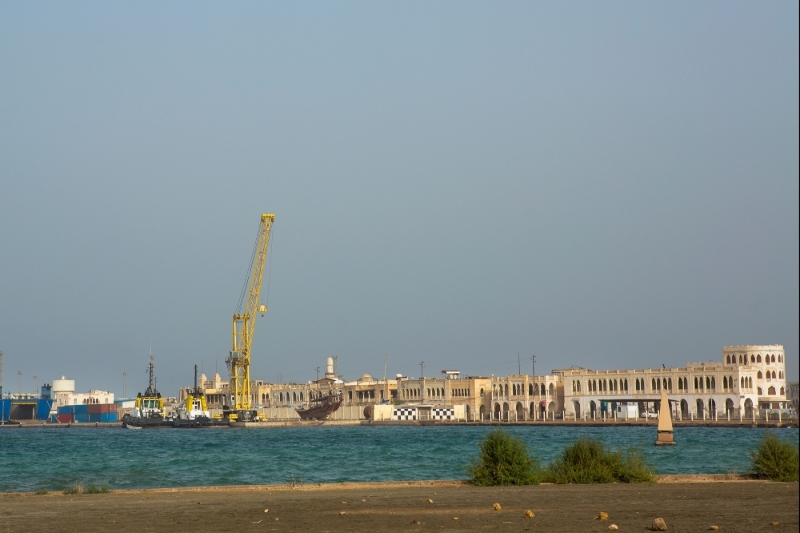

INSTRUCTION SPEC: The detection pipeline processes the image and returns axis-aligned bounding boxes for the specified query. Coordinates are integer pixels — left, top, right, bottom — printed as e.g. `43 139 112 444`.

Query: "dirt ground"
1 480 797 533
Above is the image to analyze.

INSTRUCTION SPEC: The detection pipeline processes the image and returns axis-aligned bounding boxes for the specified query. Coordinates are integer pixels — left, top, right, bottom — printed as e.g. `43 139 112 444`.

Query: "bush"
467 427 540 486
750 431 799 482
85 483 111 494
63 483 83 495
34 488 49 495
544 436 654 484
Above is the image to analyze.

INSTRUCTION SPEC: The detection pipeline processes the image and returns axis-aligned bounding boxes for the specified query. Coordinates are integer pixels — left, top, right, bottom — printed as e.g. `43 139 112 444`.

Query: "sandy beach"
1 478 797 533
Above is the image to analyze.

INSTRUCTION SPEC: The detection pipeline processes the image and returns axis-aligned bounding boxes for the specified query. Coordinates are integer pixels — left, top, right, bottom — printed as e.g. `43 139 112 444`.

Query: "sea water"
0 425 797 492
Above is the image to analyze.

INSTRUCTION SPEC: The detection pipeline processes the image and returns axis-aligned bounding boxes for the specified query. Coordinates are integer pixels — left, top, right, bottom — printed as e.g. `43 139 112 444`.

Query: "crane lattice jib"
229 213 274 412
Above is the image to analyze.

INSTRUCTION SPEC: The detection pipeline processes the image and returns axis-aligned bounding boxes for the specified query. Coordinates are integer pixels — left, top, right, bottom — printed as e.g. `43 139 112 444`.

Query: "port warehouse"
0 344 793 423
186 344 793 422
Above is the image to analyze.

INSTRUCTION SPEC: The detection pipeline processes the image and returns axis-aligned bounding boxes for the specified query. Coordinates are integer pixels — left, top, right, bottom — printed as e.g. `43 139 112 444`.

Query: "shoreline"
0 474 773 497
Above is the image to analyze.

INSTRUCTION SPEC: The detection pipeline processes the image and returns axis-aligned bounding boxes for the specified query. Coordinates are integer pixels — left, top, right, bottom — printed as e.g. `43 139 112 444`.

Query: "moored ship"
295 389 343 420
121 353 171 429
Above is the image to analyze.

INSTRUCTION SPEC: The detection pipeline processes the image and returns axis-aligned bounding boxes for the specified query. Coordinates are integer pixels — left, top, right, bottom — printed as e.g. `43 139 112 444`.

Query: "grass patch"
34 488 49 495
543 436 655 484
63 483 83 495
467 427 541 486
85 483 111 494
750 431 799 482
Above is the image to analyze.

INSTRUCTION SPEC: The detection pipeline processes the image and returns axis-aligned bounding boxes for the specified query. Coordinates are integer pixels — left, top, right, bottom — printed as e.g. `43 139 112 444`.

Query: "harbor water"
0 425 797 493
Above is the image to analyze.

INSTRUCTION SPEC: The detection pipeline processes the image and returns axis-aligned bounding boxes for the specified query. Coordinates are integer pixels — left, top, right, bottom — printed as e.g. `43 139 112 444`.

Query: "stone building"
558 345 788 420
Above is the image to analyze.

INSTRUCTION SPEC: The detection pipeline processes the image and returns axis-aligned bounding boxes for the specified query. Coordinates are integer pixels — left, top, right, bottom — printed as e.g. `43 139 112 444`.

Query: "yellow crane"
226 213 275 421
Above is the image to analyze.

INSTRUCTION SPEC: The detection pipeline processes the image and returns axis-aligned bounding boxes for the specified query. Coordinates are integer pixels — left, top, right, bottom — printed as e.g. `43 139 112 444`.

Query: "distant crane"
226 213 275 421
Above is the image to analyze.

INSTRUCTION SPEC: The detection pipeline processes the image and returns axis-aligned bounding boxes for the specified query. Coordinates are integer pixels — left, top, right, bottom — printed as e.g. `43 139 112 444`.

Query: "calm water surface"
0 425 797 492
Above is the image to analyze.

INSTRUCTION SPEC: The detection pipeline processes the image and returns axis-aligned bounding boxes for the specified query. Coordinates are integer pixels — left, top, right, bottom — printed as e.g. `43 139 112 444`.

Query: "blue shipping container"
101 413 117 423
74 413 89 423
88 413 103 422
73 405 88 415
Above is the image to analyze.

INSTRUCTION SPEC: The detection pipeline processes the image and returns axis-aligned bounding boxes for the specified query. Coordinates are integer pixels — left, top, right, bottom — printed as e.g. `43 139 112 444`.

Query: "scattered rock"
709 527 719 531
598 512 609 520
651 518 667 531
524 510 535 518
361 499 366 502
263 509 269 513
341 501 347 504
771 523 779 527
274 517 279 521
339 511 346 515
609 525 618 531
493 503 502 511
453 517 459 521
427 498 434 504
412 518 420 524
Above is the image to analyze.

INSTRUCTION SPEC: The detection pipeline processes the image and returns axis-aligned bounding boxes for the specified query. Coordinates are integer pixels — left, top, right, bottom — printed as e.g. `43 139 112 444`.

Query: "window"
694 377 699 390
652 378 656 391
757 355 762 363
758 387 763 395
636 379 640 391
768 386 776 396
771 355 775 363
751 355 755 363
757 371 763 379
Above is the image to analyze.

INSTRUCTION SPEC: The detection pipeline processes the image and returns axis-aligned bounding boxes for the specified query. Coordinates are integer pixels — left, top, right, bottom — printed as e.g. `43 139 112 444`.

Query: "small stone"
453 517 459 521
609 525 619 531
524 510 535 518
493 503 502 511
598 511 609 520
709 527 719 531
427 498 434 504
361 499 366 502
652 518 667 531
342 501 347 504
412 518 420 524
339 511 346 516
771 523 779 527
274 517 279 521
263 509 269 513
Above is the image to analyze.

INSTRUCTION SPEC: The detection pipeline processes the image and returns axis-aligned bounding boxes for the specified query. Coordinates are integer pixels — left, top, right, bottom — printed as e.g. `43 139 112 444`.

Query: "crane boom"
226 213 274 421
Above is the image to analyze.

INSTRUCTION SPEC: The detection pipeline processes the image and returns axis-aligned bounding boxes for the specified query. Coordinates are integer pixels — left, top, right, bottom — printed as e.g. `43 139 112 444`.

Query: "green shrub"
750 431 799 482
34 488 49 495
467 427 541 486
544 436 654 484
85 483 111 494
63 483 83 495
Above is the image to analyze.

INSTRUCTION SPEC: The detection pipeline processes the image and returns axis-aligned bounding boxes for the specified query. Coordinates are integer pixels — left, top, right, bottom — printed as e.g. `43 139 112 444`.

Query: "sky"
0 2 797 398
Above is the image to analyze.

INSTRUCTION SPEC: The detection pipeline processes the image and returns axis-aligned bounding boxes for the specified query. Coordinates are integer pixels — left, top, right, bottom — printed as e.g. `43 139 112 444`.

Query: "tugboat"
173 365 216 428
121 353 172 429
295 389 343 420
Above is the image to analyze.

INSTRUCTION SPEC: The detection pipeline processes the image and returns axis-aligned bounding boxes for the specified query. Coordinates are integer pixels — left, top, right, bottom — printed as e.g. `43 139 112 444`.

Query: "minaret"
655 388 676 446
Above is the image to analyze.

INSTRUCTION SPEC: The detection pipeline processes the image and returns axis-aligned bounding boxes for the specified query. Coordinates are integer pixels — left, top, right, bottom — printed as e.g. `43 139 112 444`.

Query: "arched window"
739 355 743 364
624 379 628 391
711 377 715 390
757 355 762 362
662 378 667 390
778 355 782 362
757 371 763 379
771 355 775 363
705 377 710 389
779 371 783 379
652 378 656 391
768 386 776 395
636 379 640 391
772 371 776 379
541 384 546 395
578 381 582 392
757 387 763 395
780 387 785 395
529 383 533 395
751 355 755 363
694 377 699 390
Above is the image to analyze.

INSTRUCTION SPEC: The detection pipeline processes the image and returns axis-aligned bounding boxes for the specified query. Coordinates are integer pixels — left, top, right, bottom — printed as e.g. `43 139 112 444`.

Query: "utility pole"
419 361 424 379
33 375 37 395
316 367 320 381
517 352 521 375
123 372 127 398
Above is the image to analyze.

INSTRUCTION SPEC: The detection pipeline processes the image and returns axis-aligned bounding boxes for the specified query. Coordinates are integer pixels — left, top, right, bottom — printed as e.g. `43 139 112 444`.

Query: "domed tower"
325 357 335 380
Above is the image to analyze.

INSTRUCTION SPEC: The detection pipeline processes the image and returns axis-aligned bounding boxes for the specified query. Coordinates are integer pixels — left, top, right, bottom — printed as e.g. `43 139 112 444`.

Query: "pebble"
598 511 609 520
427 498 433 504
263 509 269 513
339 511 346 516
771 522 779 527
524 510 535 518
453 517 459 521
412 518 420 524
609 525 618 531
493 503 502 511
709 527 719 531
652 518 667 531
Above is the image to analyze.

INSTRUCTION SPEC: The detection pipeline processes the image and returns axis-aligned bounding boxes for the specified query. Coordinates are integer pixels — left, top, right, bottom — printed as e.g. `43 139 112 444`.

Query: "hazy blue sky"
1 2 797 397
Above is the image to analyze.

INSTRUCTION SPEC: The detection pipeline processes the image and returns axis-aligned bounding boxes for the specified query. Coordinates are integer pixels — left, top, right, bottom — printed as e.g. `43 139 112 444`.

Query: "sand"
1 479 797 532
